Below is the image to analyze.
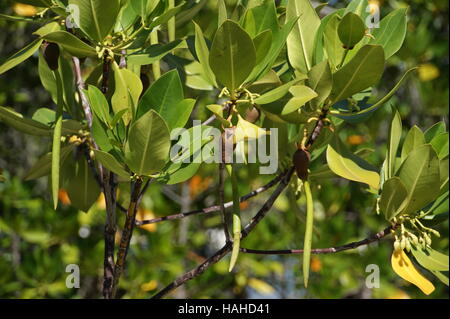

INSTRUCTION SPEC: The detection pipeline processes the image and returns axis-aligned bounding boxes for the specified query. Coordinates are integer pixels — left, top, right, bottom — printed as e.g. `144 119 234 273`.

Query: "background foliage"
0 0 448 299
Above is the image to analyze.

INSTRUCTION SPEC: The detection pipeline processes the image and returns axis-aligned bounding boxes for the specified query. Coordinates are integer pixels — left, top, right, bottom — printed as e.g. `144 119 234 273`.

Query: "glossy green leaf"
68 0 120 42
147 2 185 29
431 270 449 286
164 162 202 185
282 85 318 115
424 122 446 143
330 45 385 103
326 135 380 189
127 40 183 66
411 247 449 272
387 110 402 179
0 38 43 75
87 85 110 126
254 80 301 105
42 31 97 57
209 20 256 92
65 157 101 212
93 149 129 178
193 22 217 87
331 68 417 120
24 146 74 181
401 126 425 161
430 133 449 159
137 69 185 129
111 62 143 124
380 177 408 220
286 0 321 74
338 12 366 49
217 0 227 27
241 0 278 38
397 144 440 215
253 30 273 66
308 60 332 109
323 14 345 70
0 106 52 136
370 8 407 59
344 0 370 21
124 110 170 176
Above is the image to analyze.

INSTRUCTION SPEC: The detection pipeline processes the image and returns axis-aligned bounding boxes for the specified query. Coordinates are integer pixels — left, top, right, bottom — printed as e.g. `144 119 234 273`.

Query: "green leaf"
338 12 366 49
241 0 278 38
91 114 113 152
136 69 184 129
147 2 185 29
411 247 449 272
193 22 217 87
326 135 380 189
170 98 196 129
380 177 408 220
0 38 43 75
401 126 425 162
387 109 402 179
93 149 129 178
344 0 370 21
130 0 160 19
370 8 407 59
331 68 417 120
65 157 101 212
430 133 449 159
397 144 440 215
164 162 202 185
253 30 273 66
111 62 143 124
43 31 97 57
217 0 227 27
127 40 183 66
286 0 321 74
323 14 345 70
431 270 449 286
439 155 448 191
282 85 318 115
24 146 74 181
87 85 110 126
124 110 170 176
307 60 333 109
51 70 64 210
247 18 297 82
0 106 52 136
68 0 121 42
254 79 301 105
424 122 446 143
209 20 256 92
330 45 385 103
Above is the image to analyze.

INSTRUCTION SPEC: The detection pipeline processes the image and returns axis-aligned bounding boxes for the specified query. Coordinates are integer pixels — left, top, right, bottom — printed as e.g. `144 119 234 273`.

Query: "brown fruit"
42 42 60 71
293 148 310 181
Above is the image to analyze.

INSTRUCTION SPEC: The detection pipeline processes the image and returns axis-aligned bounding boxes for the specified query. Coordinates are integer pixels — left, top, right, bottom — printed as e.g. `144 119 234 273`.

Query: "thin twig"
112 178 143 298
240 225 396 255
151 168 294 299
135 172 284 226
72 57 92 127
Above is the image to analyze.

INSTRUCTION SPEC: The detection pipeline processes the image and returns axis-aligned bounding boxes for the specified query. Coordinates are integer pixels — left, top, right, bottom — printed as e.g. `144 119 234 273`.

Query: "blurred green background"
0 0 448 299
